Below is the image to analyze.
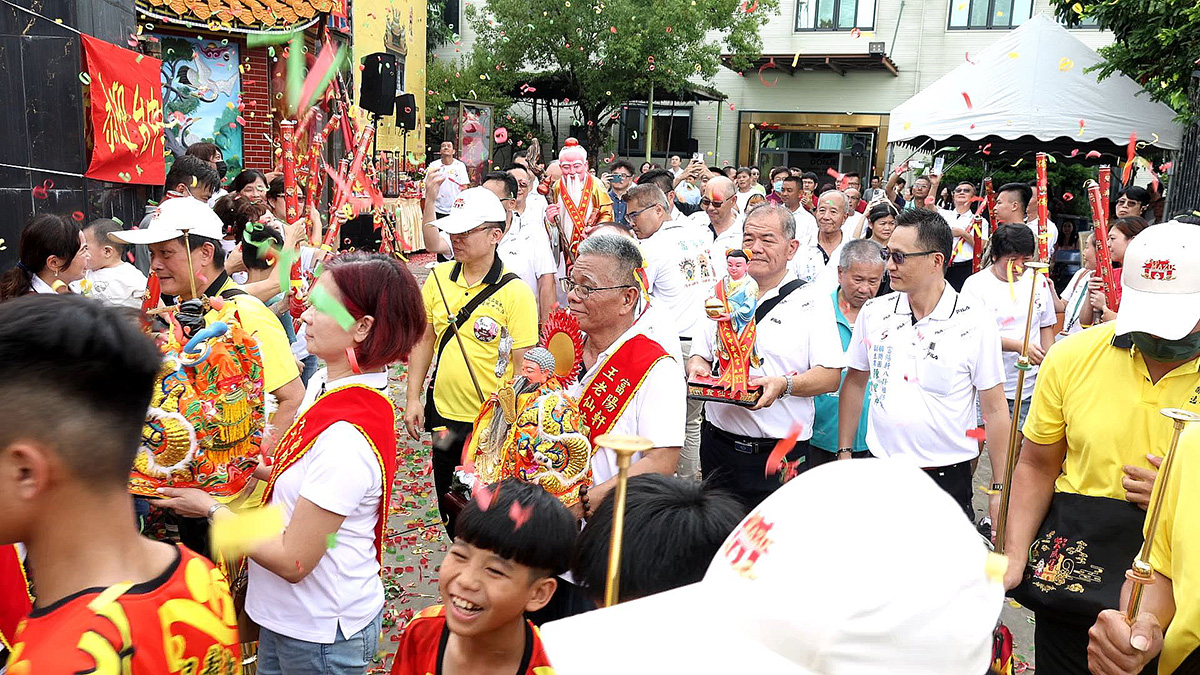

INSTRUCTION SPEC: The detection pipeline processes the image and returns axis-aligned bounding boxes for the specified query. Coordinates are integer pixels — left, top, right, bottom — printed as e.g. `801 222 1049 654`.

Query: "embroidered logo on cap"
723 512 774 580
1141 259 1176 281
453 197 465 210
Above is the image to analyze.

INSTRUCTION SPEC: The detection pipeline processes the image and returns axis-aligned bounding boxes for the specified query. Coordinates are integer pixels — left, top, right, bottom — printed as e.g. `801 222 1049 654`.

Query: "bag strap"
435 272 521 364
754 278 806 323
219 288 248 300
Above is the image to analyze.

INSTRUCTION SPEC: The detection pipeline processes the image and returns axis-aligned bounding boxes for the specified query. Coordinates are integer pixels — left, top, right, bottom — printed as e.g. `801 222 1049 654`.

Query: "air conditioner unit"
868 41 885 55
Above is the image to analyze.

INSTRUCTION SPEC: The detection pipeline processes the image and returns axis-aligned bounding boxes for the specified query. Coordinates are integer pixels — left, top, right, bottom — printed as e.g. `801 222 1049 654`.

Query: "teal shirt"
810 287 871 453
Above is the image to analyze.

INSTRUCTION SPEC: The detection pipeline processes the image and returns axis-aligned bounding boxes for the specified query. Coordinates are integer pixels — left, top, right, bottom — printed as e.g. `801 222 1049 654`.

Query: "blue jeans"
256 609 382 675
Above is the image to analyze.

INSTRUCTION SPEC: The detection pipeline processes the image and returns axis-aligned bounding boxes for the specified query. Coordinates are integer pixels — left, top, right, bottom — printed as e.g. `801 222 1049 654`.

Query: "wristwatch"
206 502 230 521
837 447 854 457
991 482 1004 492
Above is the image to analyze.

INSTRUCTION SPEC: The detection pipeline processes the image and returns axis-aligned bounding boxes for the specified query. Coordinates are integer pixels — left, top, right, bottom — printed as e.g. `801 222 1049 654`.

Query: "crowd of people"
0 133 1198 675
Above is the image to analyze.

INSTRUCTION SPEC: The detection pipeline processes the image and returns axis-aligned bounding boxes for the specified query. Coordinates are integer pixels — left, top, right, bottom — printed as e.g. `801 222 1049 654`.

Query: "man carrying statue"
543 138 614 290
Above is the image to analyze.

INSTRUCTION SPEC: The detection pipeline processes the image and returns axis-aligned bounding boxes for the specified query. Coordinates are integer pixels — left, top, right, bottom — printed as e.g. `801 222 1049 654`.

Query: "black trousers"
425 381 474 539
924 459 975 521
699 421 807 510
1034 612 1159 675
946 260 973 291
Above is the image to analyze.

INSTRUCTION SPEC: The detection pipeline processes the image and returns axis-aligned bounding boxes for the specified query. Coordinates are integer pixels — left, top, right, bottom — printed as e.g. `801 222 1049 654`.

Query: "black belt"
704 421 782 455
922 458 974 473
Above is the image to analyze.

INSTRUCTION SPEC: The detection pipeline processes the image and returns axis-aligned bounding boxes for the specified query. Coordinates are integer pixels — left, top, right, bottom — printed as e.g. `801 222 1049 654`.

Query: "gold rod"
597 433 653 608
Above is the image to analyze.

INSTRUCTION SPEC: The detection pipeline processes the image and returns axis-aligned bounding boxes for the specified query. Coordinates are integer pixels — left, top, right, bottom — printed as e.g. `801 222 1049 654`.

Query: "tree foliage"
1051 0 1200 119
465 0 776 153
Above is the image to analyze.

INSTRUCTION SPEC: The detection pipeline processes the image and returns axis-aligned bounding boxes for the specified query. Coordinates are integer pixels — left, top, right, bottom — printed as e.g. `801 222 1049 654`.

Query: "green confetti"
309 284 356 330
326 533 339 549
286 32 305 113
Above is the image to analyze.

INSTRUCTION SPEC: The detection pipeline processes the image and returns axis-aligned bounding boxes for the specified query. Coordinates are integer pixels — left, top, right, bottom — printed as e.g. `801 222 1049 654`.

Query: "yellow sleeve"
422 272 437 326
1022 343 1067 444
507 283 539 349
233 298 299 392
1149 428 1193 574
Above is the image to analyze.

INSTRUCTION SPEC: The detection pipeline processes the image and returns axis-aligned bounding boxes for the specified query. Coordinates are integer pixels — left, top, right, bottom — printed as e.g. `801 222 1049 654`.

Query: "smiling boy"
389 480 574 675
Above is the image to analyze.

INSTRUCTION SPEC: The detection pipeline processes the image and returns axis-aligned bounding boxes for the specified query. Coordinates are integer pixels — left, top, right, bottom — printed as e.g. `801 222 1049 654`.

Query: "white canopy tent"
888 14 1182 161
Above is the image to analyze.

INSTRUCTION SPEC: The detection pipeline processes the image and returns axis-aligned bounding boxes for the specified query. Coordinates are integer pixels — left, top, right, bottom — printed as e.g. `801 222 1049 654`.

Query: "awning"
721 53 898 77
136 0 333 34
507 73 726 103
888 14 1181 159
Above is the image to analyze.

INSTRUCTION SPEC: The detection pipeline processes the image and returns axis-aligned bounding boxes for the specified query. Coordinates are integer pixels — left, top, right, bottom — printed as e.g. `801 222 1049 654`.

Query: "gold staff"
428 264 486 404
993 261 1050 555
181 226 199 300
1125 408 1200 623
595 433 653 608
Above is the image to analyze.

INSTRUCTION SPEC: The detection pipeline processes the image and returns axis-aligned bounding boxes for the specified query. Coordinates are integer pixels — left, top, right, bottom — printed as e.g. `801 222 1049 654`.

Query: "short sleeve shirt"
1148 426 1200 675
433 159 470 214
693 276 846 439
423 257 539 422
846 285 1005 466
208 276 300 393
1022 323 1200 499
390 605 555 675
811 287 871 452
939 208 989 264
640 221 718 339
960 268 1057 399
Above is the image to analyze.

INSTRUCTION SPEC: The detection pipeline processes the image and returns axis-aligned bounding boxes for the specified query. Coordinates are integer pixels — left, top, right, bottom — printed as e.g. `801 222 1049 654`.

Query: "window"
618 106 693 157
1059 12 1099 28
948 0 1032 29
796 0 875 30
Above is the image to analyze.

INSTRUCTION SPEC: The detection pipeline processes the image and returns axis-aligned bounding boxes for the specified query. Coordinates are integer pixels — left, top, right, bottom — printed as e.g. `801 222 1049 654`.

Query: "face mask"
1130 331 1200 363
215 160 228 178
773 180 784 193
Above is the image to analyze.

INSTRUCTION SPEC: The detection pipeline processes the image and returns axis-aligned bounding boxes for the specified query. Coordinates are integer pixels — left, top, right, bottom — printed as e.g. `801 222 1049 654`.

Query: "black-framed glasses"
700 198 727 208
624 207 651 223
881 248 939 264
559 278 633 300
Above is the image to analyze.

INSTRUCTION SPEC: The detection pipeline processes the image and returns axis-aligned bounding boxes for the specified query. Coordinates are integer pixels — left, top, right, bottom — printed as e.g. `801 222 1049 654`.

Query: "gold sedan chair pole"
594 433 653 608
1125 408 1200 623
993 261 1050 555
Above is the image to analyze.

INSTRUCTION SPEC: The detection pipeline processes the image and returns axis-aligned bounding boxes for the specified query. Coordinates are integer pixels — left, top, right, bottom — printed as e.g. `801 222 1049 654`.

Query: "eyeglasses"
953 187 974 194
880 248 939 264
624 206 653 223
559 278 633 300
700 198 727 208
1115 198 1144 208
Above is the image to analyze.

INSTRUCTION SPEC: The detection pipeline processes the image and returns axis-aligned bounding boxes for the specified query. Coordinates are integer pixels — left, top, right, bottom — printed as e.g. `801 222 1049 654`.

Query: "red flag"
81 35 165 185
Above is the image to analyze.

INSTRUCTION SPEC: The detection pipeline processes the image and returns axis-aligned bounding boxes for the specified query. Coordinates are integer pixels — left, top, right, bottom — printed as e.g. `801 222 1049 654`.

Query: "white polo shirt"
567 318 685 485
789 235 846 292
433 159 470 214
790 206 819 246
497 212 557 297
247 369 387 643
846 285 1005 467
641 221 716 339
960 268 1057 400
693 275 846 440
939 208 988 264
695 216 745 284
1025 218 1059 262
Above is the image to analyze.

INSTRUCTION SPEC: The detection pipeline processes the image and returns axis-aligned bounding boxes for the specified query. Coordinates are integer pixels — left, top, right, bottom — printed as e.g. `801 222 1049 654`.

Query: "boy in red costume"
390 480 575 674
0 295 241 672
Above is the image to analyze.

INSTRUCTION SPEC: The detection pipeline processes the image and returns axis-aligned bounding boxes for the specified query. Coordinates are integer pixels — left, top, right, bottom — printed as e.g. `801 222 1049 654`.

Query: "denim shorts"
976 397 1032 432
256 609 383 675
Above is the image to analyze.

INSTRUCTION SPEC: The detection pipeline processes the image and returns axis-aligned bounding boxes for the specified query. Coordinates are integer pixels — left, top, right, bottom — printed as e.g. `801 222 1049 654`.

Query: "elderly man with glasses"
837 208 1011 524
939 181 989 291
690 176 744 282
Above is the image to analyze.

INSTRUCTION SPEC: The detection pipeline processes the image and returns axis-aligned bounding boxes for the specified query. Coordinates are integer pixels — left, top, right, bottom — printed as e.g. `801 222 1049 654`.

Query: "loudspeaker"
395 92 417 130
686 138 699 155
360 53 398 117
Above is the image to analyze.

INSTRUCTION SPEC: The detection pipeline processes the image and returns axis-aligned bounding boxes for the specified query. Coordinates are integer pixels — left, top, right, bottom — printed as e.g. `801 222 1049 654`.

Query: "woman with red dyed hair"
158 252 425 674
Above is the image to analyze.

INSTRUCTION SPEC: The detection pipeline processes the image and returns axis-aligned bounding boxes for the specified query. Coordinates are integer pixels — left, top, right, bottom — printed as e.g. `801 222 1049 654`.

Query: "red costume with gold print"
578 334 669 442
261 384 397 564
0 544 31 651
389 605 555 675
4 545 241 674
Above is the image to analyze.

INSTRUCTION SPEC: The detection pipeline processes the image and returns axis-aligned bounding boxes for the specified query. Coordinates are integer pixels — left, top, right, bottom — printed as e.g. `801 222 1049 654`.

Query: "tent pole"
646 87 654 165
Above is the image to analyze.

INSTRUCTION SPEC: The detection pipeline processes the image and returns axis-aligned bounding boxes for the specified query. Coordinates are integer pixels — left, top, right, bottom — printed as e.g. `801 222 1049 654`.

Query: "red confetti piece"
965 427 987 440
71 211 85 222
473 483 494 511
1160 161 1174 172
965 51 977 65
1069 149 1080 157
1085 150 1102 159
1063 192 1074 202
610 26 617 33
850 28 861 38
493 127 508 144
765 424 803 478
508 500 532 530
826 167 847 189
981 143 993 155
758 61 779 88
961 92 973 110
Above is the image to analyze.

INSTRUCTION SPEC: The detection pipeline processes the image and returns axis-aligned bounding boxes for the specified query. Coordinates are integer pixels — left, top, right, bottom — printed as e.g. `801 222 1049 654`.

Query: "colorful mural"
155 34 244 177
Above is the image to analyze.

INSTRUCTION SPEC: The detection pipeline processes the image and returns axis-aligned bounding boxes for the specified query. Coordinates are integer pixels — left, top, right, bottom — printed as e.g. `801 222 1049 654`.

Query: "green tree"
465 0 775 154
1051 0 1200 213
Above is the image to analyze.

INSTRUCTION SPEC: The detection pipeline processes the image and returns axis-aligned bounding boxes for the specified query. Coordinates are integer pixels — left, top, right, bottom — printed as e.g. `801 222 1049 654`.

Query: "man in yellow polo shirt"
112 197 303 549
404 187 538 536
1002 222 1200 674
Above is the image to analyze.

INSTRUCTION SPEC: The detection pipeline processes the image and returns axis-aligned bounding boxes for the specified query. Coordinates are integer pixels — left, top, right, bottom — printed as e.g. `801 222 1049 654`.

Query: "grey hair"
840 238 886 270
623 184 670 213
820 189 852 215
745 203 796 240
578 233 644 286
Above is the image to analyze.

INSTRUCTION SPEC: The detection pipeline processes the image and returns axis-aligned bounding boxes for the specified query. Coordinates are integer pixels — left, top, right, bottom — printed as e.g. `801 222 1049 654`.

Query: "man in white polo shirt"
689 204 844 507
838 207 1011 522
940 181 989 291
691 176 743 275
432 141 469 218
777 175 818 246
790 190 850 289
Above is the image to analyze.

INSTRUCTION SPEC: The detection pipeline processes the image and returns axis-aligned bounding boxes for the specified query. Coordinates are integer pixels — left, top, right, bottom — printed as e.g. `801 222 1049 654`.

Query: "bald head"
706 176 736 201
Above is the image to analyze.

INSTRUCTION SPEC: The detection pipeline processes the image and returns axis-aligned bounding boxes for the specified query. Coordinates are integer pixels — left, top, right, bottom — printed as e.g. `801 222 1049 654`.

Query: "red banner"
82 34 165 185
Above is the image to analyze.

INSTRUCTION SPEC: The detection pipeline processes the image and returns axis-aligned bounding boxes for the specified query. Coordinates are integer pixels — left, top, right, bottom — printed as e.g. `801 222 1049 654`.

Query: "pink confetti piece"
508 500 532 530
965 427 987 440
1085 150 1102 159
962 92 973 109
473 483 494 511
765 424 803 478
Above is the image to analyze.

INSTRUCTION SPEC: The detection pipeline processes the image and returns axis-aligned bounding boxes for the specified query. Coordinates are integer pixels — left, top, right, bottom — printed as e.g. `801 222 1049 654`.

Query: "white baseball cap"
109 197 225 245
435 186 507 235
1114 221 1200 339
540 457 1004 675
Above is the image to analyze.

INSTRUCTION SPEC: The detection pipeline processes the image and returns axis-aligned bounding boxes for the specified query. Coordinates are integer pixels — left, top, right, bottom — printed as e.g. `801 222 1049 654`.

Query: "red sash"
0 544 32 649
714 280 757 394
560 176 596 263
579 334 669 442
262 384 397 565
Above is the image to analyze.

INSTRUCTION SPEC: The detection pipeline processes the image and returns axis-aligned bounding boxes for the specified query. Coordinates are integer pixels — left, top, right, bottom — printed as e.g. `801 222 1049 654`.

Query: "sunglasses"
880 248 939 264
700 198 727 208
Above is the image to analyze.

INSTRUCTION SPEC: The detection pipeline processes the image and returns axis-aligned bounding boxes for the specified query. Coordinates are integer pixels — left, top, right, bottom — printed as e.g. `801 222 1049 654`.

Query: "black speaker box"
360 53 397 116
395 92 417 130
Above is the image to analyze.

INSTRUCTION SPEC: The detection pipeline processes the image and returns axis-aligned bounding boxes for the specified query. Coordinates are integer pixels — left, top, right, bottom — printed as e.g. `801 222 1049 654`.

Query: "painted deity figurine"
544 138 614 272
467 347 593 506
706 249 762 395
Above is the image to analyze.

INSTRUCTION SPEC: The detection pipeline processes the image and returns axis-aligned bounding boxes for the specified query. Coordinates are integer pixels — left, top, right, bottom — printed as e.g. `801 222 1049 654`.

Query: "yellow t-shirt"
1149 425 1200 674
206 278 300 393
422 258 538 423
1023 323 1200 499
